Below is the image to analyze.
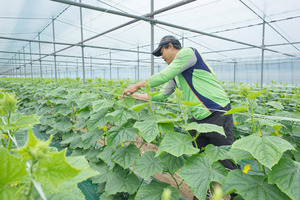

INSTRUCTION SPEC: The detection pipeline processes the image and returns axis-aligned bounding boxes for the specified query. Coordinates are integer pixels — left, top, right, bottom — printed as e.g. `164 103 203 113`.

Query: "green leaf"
105 167 140 195
178 154 228 200
185 122 225 136
34 149 82 188
4 114 40 130
222 170 290 200
181 101 200 107
266 101 284 110
134 151 164 180
156 132 199 157
90 162 109 184
61 132 83 149
53 117 72 131
232 134 295 169
97 146 114 164
107 109 139 127
156 117 183 124
135 179 179 200
76 93 98 109
111 144 140 169
87 108 109 130
134 118 159 143
107 124 138 147
159 152 186 174
268 158 300 200
0 147 27 186
204 144 233 163
81 130 103 150
130 102 151 112
228 148 253 163
14 127 52 161
56 105 73 116
93 100 114 112
223 107 248 115
117 96 136 108
253 118 284 130
247 90 265 99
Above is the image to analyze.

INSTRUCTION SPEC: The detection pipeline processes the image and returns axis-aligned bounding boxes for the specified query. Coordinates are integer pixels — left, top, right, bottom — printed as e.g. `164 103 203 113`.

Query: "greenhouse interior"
0 0 299 200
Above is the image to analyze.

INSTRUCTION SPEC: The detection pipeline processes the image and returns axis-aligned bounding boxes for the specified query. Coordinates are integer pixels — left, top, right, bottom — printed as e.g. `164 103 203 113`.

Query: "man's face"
160 44 174 65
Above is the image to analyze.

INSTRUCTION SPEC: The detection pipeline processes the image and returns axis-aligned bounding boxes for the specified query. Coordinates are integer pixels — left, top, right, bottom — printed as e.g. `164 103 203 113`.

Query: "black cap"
152 35 181 57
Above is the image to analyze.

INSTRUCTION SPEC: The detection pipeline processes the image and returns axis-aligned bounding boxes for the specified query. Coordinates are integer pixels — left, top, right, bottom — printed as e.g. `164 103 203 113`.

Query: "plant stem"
7 137 12 150
169 171 180 190
256 160 263 172
1 138 6 148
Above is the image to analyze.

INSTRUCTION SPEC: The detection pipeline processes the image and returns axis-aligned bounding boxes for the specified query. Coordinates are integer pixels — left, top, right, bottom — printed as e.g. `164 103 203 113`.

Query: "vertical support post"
79 0 86 83
52 18 58 82
19 52 21 77
29 42 33 78
66 62 68 78
109 51 112 80
234 61 237 84
260 16 266 89
181 33 184 47
117 68 119 79
38 32 42 77
137 45 140 80
90 56 92 79
150 0 154 77
76 59 79 77
23 47 26 78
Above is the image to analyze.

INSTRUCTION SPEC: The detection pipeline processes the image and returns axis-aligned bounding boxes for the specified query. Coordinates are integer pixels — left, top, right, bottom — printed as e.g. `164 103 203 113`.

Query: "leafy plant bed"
1 77 299 200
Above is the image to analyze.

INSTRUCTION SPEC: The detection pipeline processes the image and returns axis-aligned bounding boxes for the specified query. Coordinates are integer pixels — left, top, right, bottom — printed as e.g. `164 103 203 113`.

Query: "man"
122 34 235 152
122 35 237 199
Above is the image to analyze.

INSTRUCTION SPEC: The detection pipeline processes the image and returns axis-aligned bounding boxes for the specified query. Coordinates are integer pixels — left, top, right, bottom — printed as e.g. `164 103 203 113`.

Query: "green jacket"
147 47 230 120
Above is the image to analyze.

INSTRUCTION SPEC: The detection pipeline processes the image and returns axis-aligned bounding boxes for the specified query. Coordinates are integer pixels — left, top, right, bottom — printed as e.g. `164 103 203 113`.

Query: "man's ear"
168 43 174 49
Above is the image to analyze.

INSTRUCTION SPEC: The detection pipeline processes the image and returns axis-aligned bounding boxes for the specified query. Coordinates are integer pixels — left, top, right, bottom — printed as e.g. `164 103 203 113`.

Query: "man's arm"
121 80 146 97
131 93 149 101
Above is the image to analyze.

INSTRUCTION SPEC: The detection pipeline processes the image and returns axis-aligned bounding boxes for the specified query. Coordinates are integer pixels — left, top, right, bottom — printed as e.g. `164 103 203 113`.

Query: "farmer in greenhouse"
122 35 238 171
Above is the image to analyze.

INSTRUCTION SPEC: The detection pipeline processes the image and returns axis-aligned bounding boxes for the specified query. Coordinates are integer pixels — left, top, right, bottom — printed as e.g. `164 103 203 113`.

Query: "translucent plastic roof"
1 0 300 74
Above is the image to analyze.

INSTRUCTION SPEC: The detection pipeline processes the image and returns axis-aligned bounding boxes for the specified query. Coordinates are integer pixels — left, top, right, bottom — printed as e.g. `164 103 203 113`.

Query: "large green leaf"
252 118 284 130
0 147 27 186
178 154 228 200
107 124 138 147
204 144 233 163
133 118 159 143
159 152 186 174
76 93 99 109
97 146 114 164
53 117 73 131
130 102 151 112
223 107 248 115
105 167 140 196
185 122 225 136
117 96 136 108
156 132 199 157
107 109 139 127
87 108 109 130
93 99 114 112
232 134 294 169
228 148 253 163
61 132 83 149
81 129 103 149
135 179 179 200
56 105 73 116
90 162 109 184
34 149 82 188
247 90 265 99
111 144 140 169
4 114 39 130
134 151 164 180
222 170 290 200
266 101 284 110
268 158 300 200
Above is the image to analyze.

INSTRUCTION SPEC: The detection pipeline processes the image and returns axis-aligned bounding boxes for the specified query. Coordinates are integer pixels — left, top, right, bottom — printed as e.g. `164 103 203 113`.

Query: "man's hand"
121 80 147 98
122 84 139 97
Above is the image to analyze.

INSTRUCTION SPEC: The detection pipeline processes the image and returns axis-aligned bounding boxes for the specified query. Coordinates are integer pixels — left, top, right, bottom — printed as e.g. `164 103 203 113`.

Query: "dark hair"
162 43 181 50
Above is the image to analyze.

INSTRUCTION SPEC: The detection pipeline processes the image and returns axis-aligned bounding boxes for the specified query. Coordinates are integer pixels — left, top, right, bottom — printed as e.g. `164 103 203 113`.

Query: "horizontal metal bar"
51 0 299 58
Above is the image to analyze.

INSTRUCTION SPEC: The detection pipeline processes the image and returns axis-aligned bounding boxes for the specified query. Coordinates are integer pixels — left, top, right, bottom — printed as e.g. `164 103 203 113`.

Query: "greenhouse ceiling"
0 0 300 77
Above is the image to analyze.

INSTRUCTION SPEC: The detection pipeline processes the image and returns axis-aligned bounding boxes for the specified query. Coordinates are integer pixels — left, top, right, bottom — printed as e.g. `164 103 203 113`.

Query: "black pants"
189 103 237 170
